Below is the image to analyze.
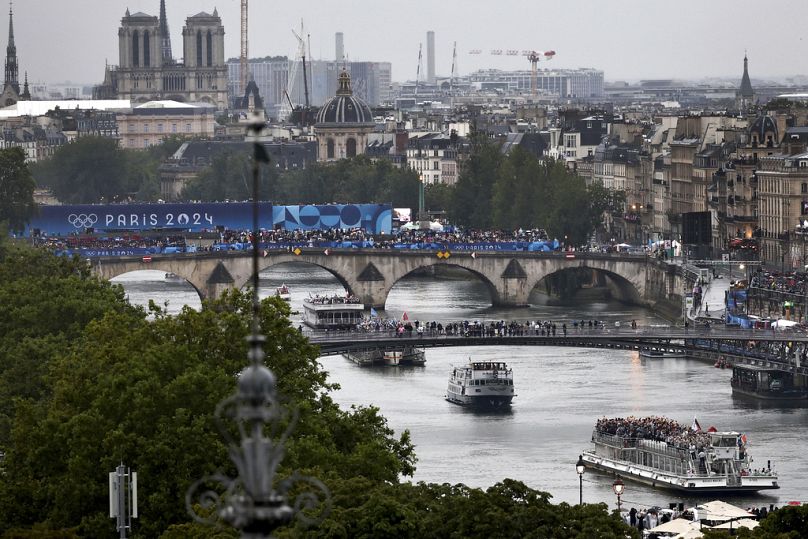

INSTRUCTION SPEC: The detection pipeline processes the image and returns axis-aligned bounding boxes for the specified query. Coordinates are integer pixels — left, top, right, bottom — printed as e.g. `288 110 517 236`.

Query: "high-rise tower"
159 0 173 62
426 30 435 84
335 32 344 64
4 0 19 95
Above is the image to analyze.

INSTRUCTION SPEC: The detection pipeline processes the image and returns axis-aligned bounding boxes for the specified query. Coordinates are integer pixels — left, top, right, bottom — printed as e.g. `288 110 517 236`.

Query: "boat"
581 417 779 494
384 347 426 366
275 284 291 302
640 349 687 359
302 294 364 330
731 364 808 401
164 272 182 281
446 360 515 407
345 349 382 367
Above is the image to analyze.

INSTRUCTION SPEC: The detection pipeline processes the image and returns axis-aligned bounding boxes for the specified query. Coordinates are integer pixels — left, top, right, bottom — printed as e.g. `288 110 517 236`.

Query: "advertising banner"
26 202 274 236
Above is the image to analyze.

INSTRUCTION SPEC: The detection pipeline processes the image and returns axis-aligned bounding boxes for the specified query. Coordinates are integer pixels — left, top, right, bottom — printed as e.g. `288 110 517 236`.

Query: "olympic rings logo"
67 213 98 229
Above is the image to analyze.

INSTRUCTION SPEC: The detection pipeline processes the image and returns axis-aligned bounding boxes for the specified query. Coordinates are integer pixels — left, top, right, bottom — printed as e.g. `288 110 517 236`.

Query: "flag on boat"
741 434 748 445
691 417 702 432
370 307 378 318
402 311 409 321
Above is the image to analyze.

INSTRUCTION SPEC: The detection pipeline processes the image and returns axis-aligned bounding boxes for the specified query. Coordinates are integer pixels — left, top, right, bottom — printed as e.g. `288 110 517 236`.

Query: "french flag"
691 417 702 432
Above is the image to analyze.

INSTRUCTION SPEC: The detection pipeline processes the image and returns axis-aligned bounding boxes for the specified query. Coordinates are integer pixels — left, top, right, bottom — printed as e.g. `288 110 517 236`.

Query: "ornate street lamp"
575 455 585 505
612 476 625 513
186 115 330 537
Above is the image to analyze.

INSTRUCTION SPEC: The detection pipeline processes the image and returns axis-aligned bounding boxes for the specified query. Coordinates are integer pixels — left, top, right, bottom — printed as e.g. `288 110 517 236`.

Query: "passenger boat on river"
731 364 808 401
446 360 515 407
581 417 779 494
302 295 364 330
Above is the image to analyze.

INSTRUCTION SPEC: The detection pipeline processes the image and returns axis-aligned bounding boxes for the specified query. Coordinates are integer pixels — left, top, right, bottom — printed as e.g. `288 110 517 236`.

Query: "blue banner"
24 202 392 236
25 202 274 236
272 204 391 235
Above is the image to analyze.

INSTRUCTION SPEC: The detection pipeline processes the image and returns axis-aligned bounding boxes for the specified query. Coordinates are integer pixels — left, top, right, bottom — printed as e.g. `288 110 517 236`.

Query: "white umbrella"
673 529 703 539
710 518 759 530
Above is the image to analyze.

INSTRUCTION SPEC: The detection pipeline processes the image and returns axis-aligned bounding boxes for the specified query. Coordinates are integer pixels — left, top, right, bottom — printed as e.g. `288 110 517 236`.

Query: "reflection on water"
109 262 808 510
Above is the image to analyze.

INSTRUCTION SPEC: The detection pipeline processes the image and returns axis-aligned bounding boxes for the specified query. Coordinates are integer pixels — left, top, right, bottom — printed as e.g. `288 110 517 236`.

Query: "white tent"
695 500 754 523
772 319 799 330
710 518 759 531
647 518 701 536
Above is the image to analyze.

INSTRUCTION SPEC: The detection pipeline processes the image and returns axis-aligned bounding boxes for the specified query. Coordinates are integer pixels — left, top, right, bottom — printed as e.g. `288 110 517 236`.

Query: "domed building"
748 115 778 148
315 69 375 162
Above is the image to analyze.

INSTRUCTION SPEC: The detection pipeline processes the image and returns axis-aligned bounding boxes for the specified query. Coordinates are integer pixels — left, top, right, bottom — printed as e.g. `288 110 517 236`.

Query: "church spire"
159 0 173 63
739 52 754 99
4 0 19 94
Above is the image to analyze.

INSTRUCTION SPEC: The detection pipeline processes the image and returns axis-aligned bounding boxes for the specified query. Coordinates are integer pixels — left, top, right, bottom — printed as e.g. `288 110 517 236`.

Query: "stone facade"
115 5 227 109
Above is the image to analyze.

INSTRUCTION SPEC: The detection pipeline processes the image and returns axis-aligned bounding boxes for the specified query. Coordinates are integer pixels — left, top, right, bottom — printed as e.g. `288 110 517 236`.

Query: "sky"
8 0 808 86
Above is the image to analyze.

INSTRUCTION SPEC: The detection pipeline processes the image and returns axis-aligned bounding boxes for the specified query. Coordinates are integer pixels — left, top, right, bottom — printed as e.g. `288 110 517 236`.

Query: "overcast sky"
9 0 808 86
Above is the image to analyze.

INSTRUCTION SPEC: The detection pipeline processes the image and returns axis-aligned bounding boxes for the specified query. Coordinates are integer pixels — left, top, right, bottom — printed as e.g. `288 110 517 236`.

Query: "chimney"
426 31 435 84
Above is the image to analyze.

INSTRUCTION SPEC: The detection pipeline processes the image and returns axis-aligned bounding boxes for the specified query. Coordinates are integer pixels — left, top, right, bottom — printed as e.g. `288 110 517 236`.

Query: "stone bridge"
92 249 687 312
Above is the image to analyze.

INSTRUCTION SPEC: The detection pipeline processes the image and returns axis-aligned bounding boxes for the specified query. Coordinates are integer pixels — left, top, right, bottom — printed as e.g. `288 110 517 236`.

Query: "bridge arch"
532 265 642 305
249 259 354 296
383 262 499 309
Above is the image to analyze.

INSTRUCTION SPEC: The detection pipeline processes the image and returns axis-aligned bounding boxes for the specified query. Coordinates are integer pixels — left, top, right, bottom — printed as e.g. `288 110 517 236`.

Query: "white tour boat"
446 360 515 407
302 295 364 330
581 417 779 494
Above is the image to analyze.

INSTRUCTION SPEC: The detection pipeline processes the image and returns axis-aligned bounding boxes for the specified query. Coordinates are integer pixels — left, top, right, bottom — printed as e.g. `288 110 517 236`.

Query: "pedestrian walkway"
697 275 731 320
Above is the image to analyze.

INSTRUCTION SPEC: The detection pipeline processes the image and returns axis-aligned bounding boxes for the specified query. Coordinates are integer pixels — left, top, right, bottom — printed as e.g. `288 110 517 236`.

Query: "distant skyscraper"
335 32 344 64
426 30 435 83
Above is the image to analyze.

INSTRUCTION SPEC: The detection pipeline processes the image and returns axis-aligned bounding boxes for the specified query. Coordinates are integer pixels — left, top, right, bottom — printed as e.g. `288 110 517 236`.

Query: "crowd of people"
33 234 187 252
595 416 713 452
750 269 808 296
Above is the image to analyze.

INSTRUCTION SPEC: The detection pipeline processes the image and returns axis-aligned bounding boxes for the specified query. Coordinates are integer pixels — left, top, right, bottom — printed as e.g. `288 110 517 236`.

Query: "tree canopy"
30 136 183 203
438 138 624 244
0 147 37 234
182 154 421 209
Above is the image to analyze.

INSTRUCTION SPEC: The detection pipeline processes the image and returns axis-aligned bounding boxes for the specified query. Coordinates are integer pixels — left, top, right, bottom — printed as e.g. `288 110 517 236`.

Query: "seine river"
112 263 807 512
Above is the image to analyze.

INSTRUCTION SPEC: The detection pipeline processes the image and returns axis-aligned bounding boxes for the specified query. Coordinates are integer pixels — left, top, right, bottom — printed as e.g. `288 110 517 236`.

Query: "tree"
0 147 37 234
31 137 185 203
450 134 502 228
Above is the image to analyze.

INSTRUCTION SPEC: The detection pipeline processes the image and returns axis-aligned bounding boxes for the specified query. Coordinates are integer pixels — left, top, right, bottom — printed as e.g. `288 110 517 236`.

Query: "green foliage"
0 244 415 536
30 136 184 203
285 479 638 539
0 147 37 234
424 182 454 212
449 134 502 228
182 154 421 209
448 139 617 243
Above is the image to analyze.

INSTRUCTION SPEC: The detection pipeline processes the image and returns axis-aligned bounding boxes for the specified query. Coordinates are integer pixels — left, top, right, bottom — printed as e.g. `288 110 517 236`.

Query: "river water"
112 263 808 512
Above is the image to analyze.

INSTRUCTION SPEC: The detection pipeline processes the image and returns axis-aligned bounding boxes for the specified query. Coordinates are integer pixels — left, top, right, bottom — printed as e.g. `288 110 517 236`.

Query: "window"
172 123 177 133
185 123 192 133
327 139 335 159
433 161 439 170
143 123 150 133
143 31 150 67
196 31 203 66
802 183 807 194
132 31 139 67
346 138 357 158
144 139 149 147
206 31 213 66
157 123 164 133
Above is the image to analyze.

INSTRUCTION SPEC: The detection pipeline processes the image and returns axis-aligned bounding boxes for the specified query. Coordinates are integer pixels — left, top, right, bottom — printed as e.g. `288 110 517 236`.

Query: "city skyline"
8 0 808 87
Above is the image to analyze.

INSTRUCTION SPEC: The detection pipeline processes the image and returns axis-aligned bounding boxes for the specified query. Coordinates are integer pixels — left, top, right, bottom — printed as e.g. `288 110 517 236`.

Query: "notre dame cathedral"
99 1 227 109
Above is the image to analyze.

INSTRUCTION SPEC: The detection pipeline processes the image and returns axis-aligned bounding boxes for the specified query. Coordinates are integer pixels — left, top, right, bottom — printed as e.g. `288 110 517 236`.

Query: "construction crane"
240 0 248 98
468 48 556 98
281 20 308 121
